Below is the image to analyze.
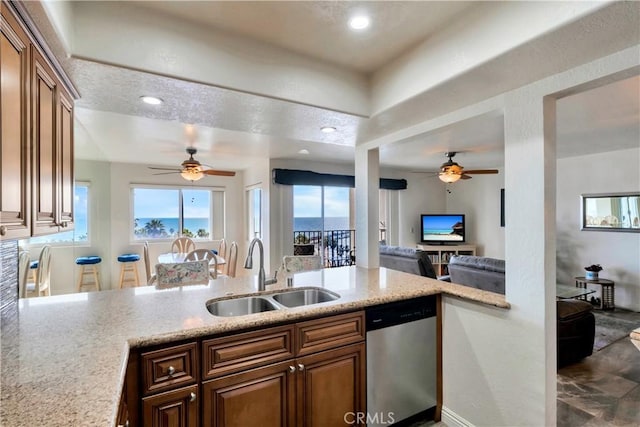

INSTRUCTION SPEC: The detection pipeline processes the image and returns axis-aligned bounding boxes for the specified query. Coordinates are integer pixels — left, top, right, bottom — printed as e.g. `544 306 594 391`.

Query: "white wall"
556 148 640 311
446 168 505 258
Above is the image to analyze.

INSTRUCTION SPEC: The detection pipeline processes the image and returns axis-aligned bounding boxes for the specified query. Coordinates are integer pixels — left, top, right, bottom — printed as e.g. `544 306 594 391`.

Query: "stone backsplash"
1 240 18 324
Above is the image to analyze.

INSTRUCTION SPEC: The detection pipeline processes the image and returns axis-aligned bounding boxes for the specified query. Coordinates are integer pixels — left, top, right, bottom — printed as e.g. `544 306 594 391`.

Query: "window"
27 183 89 244
247 187 262 239
293 185 353 266
132 186 224 240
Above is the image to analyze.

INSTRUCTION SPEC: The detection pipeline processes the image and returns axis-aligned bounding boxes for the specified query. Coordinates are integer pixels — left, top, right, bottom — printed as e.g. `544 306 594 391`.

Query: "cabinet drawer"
203 325 295 380
142 342 197 395
295 311 365 356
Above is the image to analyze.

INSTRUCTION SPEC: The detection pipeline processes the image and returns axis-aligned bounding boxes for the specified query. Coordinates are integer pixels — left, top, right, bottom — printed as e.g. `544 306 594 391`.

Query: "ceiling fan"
148 148 236 181
437 152 498 183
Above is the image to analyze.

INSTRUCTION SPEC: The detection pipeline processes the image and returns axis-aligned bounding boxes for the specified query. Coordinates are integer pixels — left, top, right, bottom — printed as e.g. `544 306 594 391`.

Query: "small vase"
585 271 598 280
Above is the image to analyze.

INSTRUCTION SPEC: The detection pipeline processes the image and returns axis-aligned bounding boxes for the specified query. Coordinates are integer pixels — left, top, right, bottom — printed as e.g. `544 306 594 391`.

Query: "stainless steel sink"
272 288 340 308
206 287 340 316
206 296 278 317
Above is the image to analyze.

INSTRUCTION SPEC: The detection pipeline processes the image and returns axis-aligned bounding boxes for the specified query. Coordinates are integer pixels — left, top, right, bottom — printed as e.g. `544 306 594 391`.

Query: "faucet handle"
265 269 278 286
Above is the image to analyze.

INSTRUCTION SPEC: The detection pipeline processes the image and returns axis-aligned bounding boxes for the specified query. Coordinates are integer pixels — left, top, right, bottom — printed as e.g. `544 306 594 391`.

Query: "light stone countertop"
0 266 508 426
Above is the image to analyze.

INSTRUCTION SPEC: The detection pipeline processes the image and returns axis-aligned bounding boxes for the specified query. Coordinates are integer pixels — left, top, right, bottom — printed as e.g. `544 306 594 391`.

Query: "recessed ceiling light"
321 126 336 133
140 96 163 105
298 149 310 155
349 15 370 30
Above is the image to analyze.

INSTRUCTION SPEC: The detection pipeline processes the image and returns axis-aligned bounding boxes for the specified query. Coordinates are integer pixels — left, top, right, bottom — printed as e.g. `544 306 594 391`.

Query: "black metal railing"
293 229 355 268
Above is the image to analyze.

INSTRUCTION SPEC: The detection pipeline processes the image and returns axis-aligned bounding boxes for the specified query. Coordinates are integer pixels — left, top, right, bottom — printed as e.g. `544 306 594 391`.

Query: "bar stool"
117 253 141 288
76 256 102 292
29 260 39 283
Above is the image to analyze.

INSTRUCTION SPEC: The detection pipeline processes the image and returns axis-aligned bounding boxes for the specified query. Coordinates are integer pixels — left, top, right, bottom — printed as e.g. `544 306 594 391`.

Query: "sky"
133 188 210 218
293 186 350 218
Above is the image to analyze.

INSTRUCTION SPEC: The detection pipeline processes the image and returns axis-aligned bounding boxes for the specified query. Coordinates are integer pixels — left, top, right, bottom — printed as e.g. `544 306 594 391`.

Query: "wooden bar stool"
76 256 102 292
117 253 141 288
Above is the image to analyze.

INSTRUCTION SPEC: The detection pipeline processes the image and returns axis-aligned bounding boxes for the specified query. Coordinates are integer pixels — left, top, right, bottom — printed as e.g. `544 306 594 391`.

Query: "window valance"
272 168 407 190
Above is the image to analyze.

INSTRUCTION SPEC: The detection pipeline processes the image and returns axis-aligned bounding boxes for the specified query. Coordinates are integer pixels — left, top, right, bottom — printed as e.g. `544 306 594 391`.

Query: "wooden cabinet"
0 2 74 240
416 244 476 276
128 312 366 427
296 343 365 427
143 385 198 427
0 3 31 239
31 48 74 235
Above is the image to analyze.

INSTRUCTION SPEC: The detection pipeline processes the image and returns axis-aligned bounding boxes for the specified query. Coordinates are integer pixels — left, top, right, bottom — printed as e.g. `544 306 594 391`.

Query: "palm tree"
197 228 209 238
144 219 166 237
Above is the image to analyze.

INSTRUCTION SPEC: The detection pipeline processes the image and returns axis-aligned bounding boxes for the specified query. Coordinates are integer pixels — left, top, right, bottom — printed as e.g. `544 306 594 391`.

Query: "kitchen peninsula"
0 266 508 426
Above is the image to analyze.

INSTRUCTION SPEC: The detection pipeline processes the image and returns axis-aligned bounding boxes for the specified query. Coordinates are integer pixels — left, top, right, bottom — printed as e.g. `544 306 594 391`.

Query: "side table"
575 276 615 310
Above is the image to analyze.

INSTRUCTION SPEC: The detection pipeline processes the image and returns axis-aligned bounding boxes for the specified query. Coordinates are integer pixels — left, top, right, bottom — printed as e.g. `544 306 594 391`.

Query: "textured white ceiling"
22 1 640 173
133 1 476 73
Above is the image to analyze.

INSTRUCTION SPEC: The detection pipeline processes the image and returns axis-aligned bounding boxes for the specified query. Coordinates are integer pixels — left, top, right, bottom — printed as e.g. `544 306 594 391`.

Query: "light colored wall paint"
70 2 369 117
41 0 74 53
371 1 608 114
556 148 640 311
446 169 505 258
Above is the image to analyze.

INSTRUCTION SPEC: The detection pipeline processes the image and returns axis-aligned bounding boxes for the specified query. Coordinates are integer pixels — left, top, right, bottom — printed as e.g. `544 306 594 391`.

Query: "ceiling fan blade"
152 171 180 176
202 169 236 177
460 174 473 180
148 166 181 171
463 169 499 174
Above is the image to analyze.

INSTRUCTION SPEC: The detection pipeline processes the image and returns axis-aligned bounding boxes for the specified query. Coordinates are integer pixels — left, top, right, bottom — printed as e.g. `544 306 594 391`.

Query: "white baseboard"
441 406 475 427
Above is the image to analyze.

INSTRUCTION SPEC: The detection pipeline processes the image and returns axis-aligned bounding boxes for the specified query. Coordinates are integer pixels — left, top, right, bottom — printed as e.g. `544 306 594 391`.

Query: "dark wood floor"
557 309 640 426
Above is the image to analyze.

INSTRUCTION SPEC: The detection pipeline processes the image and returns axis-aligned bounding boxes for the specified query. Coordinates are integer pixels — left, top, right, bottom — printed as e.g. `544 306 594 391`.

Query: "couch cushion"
379 245 436 279
449 255 505 273
557 299 593 320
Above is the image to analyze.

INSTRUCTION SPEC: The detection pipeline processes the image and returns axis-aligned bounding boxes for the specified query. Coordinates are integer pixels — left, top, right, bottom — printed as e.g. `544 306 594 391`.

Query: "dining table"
158 252 226 266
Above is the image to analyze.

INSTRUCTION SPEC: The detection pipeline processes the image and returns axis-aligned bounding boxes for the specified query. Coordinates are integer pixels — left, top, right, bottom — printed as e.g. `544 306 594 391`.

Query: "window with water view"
132 187 217 240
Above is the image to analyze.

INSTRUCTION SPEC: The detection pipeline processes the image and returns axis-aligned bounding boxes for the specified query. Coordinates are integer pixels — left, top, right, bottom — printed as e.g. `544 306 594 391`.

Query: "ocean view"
294 217 350 231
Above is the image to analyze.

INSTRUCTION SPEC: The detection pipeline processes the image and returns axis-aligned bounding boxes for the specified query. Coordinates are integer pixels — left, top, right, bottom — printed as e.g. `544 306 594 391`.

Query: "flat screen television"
420 214 465 244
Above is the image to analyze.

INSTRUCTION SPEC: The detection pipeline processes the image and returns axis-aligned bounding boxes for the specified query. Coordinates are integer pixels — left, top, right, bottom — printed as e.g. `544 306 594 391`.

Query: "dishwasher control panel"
365 295 437 331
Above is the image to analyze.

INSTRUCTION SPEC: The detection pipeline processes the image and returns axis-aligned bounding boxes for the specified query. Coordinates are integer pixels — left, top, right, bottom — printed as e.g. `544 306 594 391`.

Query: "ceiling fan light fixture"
438 172 461 183
180 166 204 181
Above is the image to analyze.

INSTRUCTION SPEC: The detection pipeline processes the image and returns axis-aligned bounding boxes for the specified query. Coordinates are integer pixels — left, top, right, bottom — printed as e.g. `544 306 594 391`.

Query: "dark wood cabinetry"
0 1 75 240
126 311 366 427
0 3 31 239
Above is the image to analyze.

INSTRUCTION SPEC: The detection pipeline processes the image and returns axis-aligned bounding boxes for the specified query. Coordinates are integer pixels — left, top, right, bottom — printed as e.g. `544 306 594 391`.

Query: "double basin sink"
206 287 340 317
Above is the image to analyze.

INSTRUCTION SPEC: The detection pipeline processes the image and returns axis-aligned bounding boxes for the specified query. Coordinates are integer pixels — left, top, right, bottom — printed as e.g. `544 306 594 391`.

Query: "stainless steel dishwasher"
366 295 437 426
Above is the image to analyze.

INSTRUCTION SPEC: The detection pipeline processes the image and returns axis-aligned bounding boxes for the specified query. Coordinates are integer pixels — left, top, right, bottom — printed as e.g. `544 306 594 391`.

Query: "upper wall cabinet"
0 5 31 239
0 2 75 239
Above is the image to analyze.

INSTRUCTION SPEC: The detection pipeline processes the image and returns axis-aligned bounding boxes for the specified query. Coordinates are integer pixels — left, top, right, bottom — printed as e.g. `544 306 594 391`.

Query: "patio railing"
293 229 355 268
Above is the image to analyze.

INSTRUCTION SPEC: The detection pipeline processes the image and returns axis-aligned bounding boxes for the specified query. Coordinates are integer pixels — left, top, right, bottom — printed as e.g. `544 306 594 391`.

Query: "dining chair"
226 242 238 278
185 249 219 279
18 250 30 299
155 260 212 288
282 255 323 273
25 246 52 297
143 241 157 285
171 237 195 254
217 238 228 275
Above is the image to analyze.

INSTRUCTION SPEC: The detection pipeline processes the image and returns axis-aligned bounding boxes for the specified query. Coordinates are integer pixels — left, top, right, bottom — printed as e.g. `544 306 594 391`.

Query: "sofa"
448 255 595 368
379 245 437 279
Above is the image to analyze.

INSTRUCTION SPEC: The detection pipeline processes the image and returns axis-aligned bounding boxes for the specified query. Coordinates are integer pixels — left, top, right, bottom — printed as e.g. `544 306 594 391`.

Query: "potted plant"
294 233 315 255
584 264 602 280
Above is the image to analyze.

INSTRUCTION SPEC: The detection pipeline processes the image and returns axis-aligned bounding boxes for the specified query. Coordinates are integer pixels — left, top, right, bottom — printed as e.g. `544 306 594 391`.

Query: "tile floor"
557 309 640 426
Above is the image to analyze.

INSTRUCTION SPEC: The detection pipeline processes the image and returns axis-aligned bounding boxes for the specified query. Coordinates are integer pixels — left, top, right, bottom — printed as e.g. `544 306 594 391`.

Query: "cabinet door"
0 6 31 239
202 360 295 427
31 49 58 236
142 384 198 427
296 343 366 427
57 87 73 228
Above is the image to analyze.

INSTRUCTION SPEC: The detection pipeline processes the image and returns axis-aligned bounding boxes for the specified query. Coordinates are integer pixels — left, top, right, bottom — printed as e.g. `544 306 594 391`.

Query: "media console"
415 244 476 276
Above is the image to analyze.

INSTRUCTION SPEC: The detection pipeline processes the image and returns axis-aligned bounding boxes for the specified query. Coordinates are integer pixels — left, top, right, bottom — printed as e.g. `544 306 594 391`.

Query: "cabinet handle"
189 392 196 402
0 226 6 236
297 363 305 371
167 366 175 377
288 365 296 373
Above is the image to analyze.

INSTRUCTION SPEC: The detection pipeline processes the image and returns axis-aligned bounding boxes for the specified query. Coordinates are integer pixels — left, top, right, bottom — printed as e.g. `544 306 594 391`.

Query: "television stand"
415 244 476 276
